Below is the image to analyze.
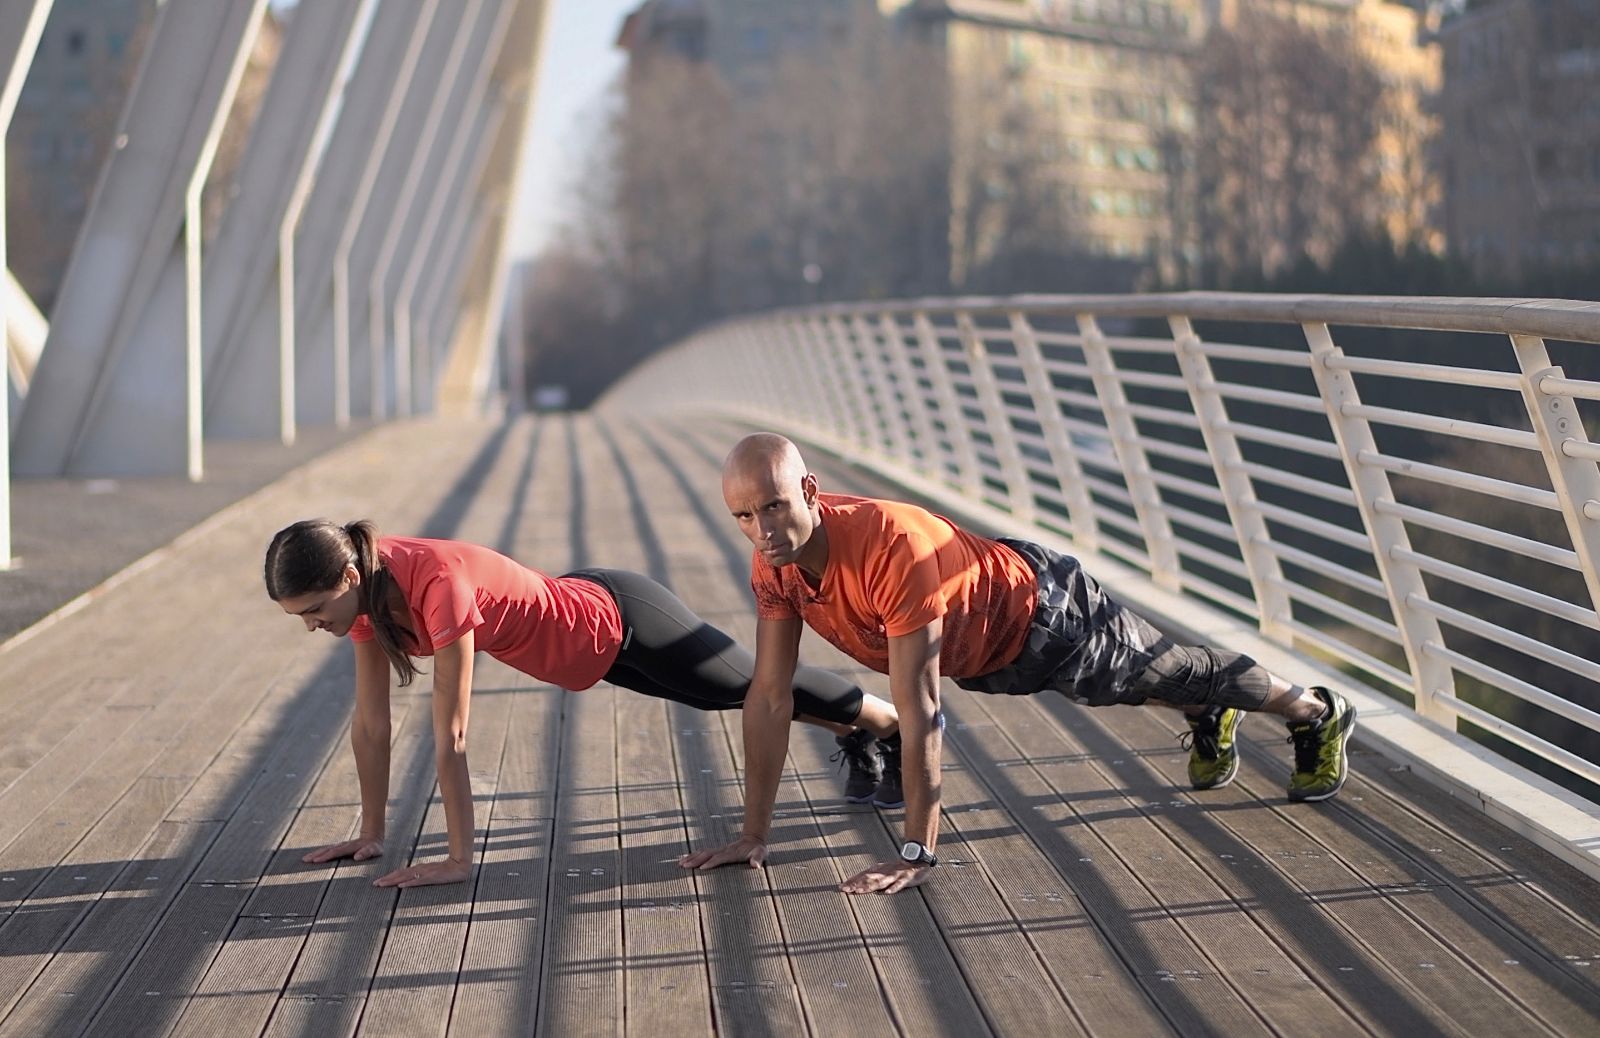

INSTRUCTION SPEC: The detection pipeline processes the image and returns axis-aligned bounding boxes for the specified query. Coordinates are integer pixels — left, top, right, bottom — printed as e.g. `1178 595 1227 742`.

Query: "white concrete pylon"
292 0 443 428
367 0 498 420
410 97 506 409
393 0 516 417
201 0 375 443
0 0 57 567
437 0 551 416
12 0 270 478
339 4 465 421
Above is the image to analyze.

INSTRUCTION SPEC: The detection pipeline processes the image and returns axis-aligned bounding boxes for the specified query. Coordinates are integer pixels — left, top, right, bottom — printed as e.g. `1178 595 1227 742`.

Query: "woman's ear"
343 563 362 589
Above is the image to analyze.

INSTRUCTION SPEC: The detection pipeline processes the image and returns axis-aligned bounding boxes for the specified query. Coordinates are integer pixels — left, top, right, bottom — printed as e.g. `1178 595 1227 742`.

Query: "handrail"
603 292 1600 797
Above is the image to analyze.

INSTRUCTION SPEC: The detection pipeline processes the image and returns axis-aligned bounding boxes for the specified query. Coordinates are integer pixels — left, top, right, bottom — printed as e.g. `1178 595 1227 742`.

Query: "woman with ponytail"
264 519 902 888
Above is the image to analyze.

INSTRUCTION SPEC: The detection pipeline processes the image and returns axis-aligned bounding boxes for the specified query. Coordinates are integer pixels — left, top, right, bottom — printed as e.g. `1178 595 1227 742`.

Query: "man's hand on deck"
840 859 932 895
678 835 768 871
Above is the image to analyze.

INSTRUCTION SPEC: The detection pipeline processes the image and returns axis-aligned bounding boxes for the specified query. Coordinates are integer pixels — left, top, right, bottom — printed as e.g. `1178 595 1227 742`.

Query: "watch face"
900 841 922 862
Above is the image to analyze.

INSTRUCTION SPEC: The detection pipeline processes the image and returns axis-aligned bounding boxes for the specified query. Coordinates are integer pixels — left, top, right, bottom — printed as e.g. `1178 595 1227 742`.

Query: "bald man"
679 433 1356 895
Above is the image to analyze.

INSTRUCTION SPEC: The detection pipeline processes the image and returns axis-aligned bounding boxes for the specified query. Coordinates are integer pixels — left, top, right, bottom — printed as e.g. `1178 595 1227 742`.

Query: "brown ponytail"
264 518 420 686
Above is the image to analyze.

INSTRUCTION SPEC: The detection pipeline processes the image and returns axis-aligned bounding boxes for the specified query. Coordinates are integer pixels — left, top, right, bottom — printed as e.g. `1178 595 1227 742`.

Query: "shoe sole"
1288 703 1357 802
871 793 905 809
844 791 877 804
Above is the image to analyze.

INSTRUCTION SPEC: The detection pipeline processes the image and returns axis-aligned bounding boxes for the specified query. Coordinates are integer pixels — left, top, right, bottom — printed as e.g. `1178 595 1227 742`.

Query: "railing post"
1079 313 1182 589
1170 315 1293 638
790 311 857 447
850 313 914 468
1513 334 1600 616
955 313 1034 520
1304 320 1454 724
880 312 943 479
1010 311 1100 553
913 311 984 499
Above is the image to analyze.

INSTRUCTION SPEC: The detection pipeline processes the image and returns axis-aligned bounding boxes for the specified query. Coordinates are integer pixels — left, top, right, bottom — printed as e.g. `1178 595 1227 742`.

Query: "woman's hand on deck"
302 837 384 865
374 857 472 888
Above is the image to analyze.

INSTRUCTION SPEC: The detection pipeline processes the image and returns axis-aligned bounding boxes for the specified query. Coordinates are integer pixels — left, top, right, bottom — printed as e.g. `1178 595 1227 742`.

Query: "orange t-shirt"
349 536 622 690
750 494 1036 678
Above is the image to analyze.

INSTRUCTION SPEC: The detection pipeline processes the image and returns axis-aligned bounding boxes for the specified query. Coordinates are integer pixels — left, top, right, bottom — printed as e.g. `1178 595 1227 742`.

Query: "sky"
510 0 639 259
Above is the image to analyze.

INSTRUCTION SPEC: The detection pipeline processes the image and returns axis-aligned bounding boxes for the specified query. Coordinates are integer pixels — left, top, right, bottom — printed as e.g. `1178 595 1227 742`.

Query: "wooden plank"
946 690 1277 1036
900 703 1172 1036
447 680 562 1036
670 706 805 1036
167 914 315 1038
271 687 440 1007
616 693 713 1036
536 687 623 1035
356 657 518 1035
0 821 223 1038
1086 700 1590 1036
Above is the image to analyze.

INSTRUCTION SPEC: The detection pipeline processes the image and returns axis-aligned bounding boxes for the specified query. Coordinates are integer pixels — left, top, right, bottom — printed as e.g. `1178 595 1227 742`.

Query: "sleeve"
415 568 483 650
876 530 946 638
751 553 798 621
348 615 374 643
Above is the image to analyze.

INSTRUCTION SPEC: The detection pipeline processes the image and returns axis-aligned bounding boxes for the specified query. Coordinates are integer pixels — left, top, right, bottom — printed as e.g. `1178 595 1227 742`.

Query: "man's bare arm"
679 615 804 870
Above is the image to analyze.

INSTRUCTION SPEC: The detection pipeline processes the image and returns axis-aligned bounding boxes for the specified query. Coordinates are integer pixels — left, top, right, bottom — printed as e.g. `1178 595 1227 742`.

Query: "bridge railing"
604 292 1600 797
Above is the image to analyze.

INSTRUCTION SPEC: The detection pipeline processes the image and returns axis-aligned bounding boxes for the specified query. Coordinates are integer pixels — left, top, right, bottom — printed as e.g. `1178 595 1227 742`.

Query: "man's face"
723 462 818 569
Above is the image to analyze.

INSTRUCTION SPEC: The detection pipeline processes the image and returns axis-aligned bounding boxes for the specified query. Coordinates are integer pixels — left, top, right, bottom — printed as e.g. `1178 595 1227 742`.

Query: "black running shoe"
831 729 880 803
872 732 904 809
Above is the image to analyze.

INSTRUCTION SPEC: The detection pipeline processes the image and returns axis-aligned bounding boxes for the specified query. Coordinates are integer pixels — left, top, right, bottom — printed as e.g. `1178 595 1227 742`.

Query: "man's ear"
801 472 819 507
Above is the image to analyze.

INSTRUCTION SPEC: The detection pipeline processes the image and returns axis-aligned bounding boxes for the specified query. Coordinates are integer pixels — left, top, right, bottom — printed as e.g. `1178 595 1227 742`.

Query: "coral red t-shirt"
349 536 622 690
750 494 1036 678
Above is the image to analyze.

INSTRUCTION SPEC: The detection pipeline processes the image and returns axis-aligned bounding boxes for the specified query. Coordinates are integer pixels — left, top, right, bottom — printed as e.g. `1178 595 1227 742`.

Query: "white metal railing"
603 291 1600 795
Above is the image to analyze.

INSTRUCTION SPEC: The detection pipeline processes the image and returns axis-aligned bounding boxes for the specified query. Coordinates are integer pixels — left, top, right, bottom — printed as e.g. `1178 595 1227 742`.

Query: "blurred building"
5 1 282 315
1438 0 1600 278
6 0 158 315
890 0 1206 286
617 0 868 94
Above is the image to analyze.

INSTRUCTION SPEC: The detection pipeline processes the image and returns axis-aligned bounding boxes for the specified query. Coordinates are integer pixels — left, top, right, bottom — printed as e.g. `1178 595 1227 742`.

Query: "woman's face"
278 564 362 637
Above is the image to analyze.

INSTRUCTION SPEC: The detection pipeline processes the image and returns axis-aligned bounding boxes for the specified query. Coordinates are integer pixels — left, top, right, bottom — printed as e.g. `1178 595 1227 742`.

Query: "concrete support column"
0 0 56 566
437 0 551 416
394 0 515 415
202 0 376 442
292 0 442 426
14 0 269 478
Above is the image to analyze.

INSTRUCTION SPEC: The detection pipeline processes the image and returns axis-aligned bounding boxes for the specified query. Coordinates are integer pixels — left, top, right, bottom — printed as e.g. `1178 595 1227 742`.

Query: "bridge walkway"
0 412 1595 1036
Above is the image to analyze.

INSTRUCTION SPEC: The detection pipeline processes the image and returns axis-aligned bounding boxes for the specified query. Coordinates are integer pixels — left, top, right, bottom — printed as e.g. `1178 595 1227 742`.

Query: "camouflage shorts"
953 538 1165 706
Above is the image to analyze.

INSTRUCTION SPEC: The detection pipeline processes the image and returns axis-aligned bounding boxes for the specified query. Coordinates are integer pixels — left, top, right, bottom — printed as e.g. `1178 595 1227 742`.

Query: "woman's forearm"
435 747 476 862
351 720 391 839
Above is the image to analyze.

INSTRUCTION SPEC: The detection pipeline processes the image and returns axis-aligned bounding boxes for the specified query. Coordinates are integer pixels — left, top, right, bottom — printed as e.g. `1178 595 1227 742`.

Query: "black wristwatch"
899 840 938 868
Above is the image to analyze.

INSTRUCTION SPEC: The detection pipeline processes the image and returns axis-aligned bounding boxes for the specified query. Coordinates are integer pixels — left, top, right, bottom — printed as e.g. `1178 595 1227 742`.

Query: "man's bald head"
721 433 824 571
722 433 808 492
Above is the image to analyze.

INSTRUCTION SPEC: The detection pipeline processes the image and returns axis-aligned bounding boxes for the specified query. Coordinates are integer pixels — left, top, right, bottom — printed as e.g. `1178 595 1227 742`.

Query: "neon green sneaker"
1286 687 1357 802
1182 706 1243 790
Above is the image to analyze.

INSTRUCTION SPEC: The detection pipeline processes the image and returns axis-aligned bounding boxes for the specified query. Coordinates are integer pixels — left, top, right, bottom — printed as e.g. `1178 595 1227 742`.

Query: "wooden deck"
1 412 1597 1037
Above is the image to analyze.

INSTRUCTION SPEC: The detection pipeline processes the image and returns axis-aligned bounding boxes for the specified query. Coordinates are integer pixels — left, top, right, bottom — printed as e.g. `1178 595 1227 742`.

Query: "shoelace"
1179 714 1222 760
1286 722 1324 773
829 738 877 773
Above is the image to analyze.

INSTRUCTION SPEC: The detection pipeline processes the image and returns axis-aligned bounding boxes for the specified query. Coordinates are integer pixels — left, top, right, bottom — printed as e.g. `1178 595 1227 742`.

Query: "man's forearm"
898 688 941 849
739 689 793 842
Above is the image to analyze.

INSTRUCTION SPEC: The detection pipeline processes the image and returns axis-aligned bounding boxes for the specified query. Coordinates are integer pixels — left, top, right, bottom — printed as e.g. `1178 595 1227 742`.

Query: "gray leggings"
955 538 1273 711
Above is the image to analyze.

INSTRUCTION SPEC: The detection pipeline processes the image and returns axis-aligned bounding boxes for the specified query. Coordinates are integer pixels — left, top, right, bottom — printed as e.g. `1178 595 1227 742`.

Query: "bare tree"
1193 4 1386 284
